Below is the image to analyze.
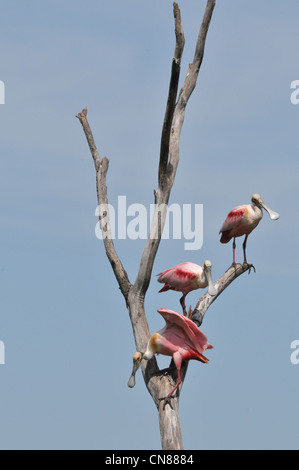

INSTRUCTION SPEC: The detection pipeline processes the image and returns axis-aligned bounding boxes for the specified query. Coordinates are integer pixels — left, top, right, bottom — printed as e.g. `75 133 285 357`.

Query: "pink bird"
143 308 213 407
157 261 216 316
219 193 280 266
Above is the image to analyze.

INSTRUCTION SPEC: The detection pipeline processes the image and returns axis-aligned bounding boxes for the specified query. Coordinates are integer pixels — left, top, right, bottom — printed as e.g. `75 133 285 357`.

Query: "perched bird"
219 193 280 266
143 308 213 407
157 261 217 316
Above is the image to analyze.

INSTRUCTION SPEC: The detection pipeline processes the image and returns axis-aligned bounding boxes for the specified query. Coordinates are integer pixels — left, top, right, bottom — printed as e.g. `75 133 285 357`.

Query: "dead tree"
77 0 252 450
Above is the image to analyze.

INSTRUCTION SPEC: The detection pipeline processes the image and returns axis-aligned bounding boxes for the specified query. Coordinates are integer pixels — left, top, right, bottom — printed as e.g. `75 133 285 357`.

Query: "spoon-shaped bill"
260 199 280 220
127 375 136 388
127 352 142 388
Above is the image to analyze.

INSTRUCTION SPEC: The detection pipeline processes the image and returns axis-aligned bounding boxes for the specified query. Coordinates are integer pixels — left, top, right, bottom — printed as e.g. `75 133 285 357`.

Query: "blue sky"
0 0 299 449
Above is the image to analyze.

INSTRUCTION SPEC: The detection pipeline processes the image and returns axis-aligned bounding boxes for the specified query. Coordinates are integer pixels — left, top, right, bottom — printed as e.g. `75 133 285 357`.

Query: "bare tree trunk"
77 0 253 450
158 395 183 450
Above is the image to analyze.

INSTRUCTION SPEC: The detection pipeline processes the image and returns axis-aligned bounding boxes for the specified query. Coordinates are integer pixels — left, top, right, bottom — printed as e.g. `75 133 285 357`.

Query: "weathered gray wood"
158 389 183 450
76 108 132 301
159 2 185 188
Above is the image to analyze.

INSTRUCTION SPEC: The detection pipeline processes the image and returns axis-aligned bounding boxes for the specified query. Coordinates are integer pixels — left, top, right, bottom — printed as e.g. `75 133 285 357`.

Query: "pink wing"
219 205 246 234
157 308 213 353
157 262 200 290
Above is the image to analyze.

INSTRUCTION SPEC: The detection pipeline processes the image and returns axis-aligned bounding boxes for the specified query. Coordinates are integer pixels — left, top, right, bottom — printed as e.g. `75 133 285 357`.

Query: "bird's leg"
159 395 174 410
158 357 182 410
232 238 236 266
158 373 182 410
228 238 237 270
242 234 256 273
246 263 256 274
242 234 248 264
179 294 187 316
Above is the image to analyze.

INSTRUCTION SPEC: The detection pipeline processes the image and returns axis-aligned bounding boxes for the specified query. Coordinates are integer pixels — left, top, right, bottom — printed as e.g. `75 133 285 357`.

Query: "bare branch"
76 108 131 300
76 108 101 170
191 263 252 326
133 192 168 296
167 0 215 184
159 2 185 187
178 0 216 107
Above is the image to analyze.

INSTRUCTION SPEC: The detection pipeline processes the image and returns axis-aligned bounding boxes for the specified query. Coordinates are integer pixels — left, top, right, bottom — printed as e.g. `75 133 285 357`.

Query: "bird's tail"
220 231 232 244
188 349 209 363
197 353 209 364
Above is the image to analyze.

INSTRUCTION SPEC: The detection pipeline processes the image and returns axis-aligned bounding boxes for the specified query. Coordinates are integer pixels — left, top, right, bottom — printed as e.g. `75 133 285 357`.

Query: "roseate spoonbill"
143 308 213 408
219 193 280 266
157 261 217 316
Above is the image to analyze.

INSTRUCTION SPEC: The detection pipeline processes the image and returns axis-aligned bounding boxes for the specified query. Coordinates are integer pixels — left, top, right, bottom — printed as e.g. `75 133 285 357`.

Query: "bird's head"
203 260 212 270
133 351 142 365
251 194 280 220
251 193 262 205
